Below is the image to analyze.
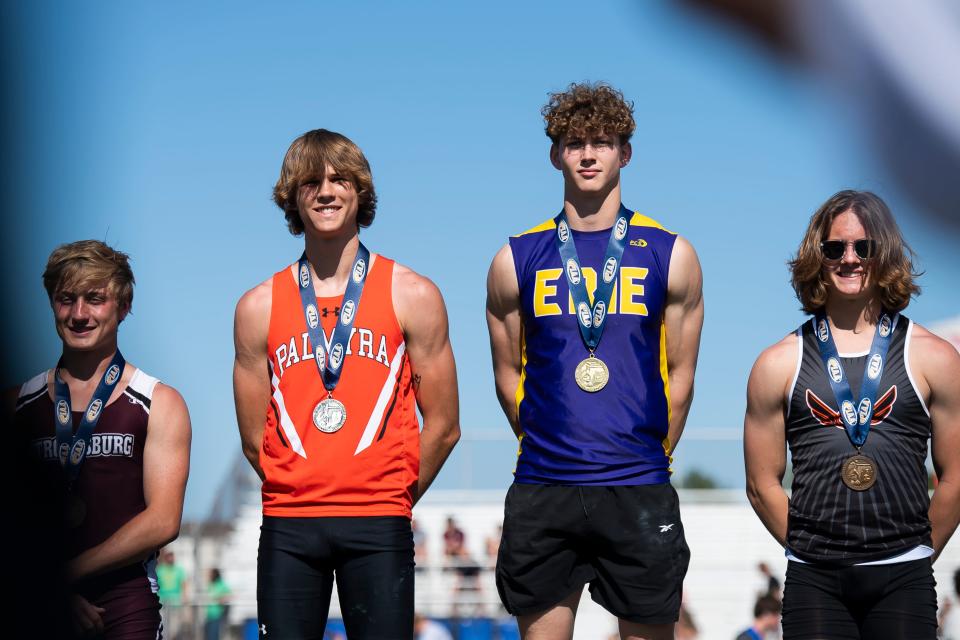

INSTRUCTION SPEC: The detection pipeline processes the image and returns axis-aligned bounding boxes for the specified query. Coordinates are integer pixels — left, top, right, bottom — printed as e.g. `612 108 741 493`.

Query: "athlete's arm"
393 264 460 504
67 382 191 581
744 336 796 547
485 243 523 437
913 326 960 561
663 236 704 452
233 282 272 480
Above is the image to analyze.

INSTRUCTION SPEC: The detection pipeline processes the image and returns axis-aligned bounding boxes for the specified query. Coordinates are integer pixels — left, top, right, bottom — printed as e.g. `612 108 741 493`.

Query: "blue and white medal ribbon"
812 310 897 490
53 350 126 525
296 243 370 433
554 205 630 392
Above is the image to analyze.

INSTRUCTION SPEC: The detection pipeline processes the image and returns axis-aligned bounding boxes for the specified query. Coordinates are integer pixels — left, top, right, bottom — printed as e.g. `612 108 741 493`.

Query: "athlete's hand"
70 594 106 636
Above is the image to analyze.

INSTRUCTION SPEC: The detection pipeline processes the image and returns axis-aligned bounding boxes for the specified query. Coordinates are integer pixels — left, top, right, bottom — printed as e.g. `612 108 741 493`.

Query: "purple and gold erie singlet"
509 208 677 485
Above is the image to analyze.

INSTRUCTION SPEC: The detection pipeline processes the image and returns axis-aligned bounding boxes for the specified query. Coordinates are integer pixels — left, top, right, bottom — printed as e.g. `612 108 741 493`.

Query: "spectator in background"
485 523 502 568
204 568 231 640
443 516 465 558
450 543 484 617
414 613 453 640
735 595 781 640
157 550 189 639
412 518 428 569
756 562 782 600
939 569 960 640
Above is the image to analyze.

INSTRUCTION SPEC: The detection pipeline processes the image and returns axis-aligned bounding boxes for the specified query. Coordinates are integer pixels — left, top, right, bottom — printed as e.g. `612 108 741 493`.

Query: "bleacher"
175 454 960 640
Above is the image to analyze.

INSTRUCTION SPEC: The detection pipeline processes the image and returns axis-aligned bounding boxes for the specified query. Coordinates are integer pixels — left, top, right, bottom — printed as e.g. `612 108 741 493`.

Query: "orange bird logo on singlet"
805 386 898 429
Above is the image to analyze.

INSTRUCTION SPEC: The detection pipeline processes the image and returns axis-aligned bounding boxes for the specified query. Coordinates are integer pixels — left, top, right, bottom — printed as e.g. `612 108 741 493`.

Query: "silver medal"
313 397 347 433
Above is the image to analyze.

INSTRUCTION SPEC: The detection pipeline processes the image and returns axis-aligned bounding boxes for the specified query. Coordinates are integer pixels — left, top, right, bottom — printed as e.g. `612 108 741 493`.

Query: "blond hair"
43 240 135 310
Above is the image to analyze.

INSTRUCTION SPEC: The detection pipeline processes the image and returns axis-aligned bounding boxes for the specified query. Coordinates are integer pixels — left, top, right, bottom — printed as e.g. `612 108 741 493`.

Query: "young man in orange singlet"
233 129 461 639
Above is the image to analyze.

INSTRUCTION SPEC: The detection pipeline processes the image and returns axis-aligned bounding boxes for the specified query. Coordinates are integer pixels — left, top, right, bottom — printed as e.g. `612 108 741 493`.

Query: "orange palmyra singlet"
261 254 419 517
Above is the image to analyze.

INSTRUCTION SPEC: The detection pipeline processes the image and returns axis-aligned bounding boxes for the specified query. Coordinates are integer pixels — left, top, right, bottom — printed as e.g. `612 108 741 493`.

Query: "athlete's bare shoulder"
236 277 273 319
756 331 800 369
236 276 273 324
390 261 446 336
908 322 960 380
234 277 273 358
748 331 802 403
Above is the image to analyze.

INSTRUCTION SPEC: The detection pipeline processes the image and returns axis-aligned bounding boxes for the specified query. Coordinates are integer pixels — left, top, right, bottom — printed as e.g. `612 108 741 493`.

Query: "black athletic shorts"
781 557 937 640
495 483 690 624
257 516 414 640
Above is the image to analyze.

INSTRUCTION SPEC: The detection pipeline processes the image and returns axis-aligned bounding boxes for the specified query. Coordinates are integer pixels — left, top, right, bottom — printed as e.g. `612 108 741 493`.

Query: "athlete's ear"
619 141 632 168
549 142 562 170
118 303 130 324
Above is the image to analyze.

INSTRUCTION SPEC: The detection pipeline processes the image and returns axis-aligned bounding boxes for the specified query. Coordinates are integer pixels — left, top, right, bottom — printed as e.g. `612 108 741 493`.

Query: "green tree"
680 468 718 489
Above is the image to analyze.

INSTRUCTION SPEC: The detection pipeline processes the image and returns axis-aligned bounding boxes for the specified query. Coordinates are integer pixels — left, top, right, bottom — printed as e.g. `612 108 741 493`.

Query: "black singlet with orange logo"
785 315 932 564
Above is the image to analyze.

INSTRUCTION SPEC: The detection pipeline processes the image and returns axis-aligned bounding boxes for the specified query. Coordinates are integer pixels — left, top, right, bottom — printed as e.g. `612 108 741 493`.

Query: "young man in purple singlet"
486 82 704 640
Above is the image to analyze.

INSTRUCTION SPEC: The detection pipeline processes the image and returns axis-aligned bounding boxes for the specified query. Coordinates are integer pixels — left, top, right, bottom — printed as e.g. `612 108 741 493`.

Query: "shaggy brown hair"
43 240 135 310
542 82 636 144
789 190 920 313
272 129 377 235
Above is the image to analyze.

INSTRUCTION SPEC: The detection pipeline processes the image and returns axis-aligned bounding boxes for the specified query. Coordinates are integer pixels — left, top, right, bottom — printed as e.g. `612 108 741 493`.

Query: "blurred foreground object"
683 0 960 230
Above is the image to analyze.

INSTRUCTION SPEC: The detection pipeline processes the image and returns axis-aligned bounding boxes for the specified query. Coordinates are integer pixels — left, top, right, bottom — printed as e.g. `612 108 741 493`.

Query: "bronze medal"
66 494 87 528
841 454 877 491
575 356 609 393
313 397 347 433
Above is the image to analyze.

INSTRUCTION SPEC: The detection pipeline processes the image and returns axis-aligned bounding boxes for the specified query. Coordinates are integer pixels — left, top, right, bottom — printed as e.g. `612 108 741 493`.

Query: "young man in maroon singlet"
744 191 960 639
8 240 192 639
233 129 460 639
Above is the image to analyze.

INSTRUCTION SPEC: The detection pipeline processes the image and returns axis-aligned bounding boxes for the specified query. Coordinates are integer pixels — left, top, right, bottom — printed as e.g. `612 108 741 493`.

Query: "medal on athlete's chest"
297 246 369 434
313 396 347 433
812 312 896 491
841 454 877 491
555 209 629 393
53 352 126 527
575 354 609 392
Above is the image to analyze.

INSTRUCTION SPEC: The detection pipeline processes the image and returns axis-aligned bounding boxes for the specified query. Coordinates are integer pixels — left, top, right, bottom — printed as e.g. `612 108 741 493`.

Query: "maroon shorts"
81 581 162 640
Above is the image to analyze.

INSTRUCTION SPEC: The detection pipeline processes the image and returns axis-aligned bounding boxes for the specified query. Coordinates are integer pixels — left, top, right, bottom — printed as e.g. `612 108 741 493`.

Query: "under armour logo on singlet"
321 306 341 318
259 623 267 635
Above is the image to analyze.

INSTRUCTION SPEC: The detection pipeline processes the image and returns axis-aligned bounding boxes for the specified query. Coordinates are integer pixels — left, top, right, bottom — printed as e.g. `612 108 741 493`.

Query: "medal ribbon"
554 205 630 352
296 242 370 393
53 350 126 483
812 310 897 447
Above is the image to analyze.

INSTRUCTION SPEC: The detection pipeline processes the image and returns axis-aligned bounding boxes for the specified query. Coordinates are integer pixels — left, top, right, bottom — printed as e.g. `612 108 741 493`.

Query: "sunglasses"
820 239 877 261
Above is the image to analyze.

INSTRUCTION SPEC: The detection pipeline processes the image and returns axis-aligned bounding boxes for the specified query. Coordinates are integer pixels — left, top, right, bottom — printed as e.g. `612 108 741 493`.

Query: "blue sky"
5 1 957 520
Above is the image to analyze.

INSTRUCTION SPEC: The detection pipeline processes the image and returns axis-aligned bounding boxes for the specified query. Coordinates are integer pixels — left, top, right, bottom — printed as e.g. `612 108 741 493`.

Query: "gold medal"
313 397 347 433
575 355 609 392
841 454 877 491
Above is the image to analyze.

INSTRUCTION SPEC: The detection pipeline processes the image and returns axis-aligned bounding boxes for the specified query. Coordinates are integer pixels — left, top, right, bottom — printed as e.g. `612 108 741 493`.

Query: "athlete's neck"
303 230 361 296
562 180 623 231
823 297 884 343
57 343 119 386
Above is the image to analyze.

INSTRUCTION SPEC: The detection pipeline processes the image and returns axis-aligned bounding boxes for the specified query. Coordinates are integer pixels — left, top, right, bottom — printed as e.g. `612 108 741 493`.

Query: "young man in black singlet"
744 191 960 639
7 240 192 639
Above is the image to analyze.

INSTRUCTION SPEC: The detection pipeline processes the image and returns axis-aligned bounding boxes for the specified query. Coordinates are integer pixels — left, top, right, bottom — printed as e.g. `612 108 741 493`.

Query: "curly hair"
789 190 920 314
272 129 377 235
542 82 636 144
43 240 135 311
